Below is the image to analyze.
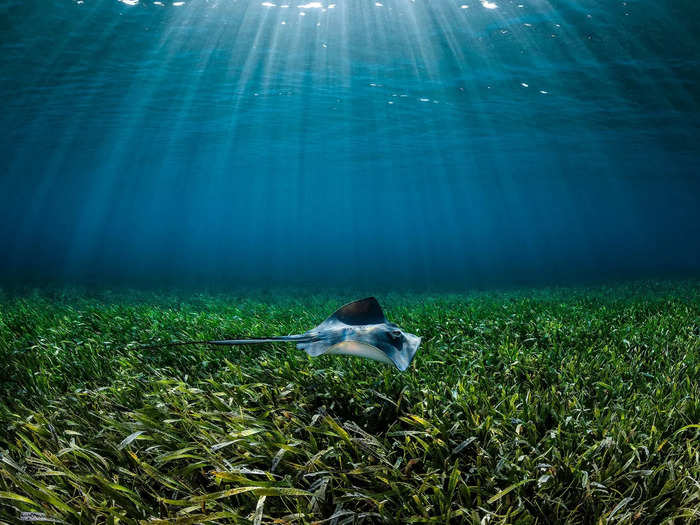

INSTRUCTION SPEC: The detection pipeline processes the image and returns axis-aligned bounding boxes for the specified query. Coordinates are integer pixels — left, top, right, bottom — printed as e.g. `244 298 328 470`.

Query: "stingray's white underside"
325 341 395 366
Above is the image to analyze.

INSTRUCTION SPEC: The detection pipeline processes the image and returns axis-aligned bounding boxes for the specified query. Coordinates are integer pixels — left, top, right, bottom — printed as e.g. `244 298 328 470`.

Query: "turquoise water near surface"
1 0 699 287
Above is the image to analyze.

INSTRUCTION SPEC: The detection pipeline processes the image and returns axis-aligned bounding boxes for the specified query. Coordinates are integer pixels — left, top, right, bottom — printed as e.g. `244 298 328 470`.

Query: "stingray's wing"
315 297 387 330
299 297 387 356
297 297 391 362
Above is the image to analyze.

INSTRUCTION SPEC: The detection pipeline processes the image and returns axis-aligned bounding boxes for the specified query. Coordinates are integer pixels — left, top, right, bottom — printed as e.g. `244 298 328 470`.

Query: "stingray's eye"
390 329 402 340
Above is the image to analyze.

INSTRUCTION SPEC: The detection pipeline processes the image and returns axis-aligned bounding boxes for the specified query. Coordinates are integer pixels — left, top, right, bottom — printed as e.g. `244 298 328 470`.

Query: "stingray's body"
189 297 421 371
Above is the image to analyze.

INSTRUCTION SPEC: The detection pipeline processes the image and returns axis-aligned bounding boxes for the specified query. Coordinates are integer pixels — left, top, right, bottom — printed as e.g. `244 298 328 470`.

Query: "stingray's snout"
394 332 421 371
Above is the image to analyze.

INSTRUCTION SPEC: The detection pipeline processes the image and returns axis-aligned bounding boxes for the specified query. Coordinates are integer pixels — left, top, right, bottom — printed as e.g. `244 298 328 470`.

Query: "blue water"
1 0 699 288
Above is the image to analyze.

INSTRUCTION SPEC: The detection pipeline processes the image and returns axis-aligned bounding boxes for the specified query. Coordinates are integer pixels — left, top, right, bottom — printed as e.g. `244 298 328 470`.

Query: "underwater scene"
1 0 699 523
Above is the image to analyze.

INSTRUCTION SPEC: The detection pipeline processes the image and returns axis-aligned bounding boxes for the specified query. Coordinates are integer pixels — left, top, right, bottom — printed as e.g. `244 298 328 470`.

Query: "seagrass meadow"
0 281 699 524
0 281 700 524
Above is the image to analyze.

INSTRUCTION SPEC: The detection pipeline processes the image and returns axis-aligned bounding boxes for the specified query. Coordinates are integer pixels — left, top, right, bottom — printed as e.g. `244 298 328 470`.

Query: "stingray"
148 297 421 371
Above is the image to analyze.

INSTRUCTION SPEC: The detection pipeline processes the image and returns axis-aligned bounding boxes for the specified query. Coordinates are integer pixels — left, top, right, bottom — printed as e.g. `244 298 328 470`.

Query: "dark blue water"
1 0 699 288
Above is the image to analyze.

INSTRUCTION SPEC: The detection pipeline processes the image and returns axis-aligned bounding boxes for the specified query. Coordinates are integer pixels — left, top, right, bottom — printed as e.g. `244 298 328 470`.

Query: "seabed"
1 280 698 523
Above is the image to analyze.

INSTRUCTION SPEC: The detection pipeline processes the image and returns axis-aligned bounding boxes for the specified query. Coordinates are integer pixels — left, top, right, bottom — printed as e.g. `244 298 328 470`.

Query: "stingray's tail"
137 335 314 350
207 335 313 345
